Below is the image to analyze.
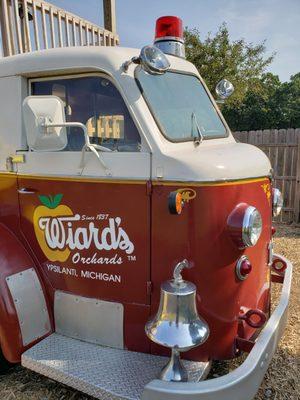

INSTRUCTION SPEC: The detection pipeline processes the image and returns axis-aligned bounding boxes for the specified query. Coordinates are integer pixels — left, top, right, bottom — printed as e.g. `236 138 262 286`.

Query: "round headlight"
227 203 263 248
140 45 171 75
242 206 263 247
272 188 283 217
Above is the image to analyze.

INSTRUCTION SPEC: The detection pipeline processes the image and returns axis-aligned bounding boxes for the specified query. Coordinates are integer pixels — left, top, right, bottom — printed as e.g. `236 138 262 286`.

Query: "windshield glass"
137 70 227 141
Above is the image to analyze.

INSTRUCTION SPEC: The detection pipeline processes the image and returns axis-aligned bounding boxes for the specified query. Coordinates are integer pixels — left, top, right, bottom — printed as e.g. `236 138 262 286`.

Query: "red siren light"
154 16 186 59
155 16 183 40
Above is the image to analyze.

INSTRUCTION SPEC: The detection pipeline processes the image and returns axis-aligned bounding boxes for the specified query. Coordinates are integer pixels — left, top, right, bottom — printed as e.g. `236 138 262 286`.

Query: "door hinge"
147 281 153 296
146 180 152 196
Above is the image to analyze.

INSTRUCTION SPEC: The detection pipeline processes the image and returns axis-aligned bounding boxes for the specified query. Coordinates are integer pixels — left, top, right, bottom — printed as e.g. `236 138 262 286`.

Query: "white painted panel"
152 142 271 182
17 151 83 176
17 151 150 180
81 152 150 179
0 76 27 170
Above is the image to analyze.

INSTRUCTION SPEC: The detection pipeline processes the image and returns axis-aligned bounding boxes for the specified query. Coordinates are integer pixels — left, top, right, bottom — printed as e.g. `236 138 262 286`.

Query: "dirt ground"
0 224 299 400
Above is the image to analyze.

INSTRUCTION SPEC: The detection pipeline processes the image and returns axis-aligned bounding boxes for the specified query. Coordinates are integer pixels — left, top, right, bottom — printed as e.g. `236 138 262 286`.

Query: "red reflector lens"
155 16 183 39
240 259 252 277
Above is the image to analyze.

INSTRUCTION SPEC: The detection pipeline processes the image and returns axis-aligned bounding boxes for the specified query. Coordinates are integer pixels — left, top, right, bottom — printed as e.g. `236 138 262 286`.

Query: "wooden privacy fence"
0 0 119 57
233 128 300 224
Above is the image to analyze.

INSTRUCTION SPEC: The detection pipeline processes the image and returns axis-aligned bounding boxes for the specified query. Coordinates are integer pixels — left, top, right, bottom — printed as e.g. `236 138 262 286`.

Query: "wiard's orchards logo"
33 194 134 263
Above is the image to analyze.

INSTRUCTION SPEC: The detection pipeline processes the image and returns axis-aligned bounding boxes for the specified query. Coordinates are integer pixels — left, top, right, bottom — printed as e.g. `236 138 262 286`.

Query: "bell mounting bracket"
173 259 192 284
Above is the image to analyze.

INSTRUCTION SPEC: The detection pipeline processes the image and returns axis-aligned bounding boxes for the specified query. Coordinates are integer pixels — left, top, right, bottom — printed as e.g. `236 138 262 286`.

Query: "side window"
31 76 141 152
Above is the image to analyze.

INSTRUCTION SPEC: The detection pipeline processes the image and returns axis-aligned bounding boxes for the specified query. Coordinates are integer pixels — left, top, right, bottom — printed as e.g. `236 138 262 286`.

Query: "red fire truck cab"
0 3 292 400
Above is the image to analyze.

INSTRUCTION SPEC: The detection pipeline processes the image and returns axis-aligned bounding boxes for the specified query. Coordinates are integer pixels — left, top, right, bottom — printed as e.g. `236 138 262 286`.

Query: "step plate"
22 334 209 400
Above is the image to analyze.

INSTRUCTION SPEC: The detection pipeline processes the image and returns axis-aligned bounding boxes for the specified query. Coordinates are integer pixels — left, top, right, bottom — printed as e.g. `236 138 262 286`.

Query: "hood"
153 142 272 182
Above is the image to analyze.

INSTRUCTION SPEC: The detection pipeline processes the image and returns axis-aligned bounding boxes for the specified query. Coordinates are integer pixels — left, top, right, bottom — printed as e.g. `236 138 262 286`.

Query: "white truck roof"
0 46 198 78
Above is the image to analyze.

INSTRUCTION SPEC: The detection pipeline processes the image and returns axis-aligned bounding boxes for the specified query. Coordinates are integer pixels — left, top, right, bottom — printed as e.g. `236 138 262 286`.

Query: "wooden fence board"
233 128 300 223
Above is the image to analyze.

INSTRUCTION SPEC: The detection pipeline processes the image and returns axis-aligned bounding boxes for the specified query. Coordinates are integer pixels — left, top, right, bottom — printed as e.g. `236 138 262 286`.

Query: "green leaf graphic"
53 194 63 208
38 195 52 208
38 194 63 209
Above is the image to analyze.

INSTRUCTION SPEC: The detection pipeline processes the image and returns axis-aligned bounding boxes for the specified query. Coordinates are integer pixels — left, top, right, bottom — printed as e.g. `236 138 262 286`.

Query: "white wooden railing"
0 0 119 57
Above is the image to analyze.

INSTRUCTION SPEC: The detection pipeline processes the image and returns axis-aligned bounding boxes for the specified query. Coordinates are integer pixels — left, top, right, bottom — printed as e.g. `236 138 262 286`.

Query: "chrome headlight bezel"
227 203 263 249
242 206 263 247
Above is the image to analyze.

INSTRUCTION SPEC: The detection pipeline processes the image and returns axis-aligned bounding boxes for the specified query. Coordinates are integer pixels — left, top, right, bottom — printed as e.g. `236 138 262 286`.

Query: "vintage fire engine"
0 1 292 399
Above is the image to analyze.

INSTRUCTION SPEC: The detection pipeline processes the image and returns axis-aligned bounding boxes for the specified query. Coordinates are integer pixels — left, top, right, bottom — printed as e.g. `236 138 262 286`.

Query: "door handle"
18 188 38 195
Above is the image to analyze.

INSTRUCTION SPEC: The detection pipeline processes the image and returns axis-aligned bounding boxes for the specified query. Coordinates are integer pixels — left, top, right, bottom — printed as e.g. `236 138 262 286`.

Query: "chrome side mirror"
23 95 111 173
23 96 68 151
215 79 235 100
123 45 170 75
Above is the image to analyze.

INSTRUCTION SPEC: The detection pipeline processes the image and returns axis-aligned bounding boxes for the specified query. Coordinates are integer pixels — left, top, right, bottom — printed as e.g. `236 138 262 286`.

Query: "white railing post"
1 0 119 56
103 0 116 34
0 0 13 56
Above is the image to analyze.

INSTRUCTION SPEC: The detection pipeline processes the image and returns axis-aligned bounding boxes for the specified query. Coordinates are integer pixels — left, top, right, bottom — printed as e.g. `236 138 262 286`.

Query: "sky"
3 0 300 82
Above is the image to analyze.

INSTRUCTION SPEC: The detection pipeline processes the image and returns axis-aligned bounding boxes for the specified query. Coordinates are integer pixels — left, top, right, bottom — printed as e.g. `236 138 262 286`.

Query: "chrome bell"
145 259 209 382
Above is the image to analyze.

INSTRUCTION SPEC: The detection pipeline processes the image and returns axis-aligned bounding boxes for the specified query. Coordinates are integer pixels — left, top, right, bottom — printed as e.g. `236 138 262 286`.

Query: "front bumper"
142 254 293 400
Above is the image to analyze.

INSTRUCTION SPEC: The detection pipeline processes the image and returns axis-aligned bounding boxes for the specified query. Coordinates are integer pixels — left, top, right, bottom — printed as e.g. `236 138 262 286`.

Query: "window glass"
137 70 227 141
31 76 141 151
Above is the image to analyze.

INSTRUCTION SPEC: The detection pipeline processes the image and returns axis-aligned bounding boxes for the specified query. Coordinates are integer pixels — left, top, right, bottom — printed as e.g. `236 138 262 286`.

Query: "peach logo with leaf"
33 194 73 262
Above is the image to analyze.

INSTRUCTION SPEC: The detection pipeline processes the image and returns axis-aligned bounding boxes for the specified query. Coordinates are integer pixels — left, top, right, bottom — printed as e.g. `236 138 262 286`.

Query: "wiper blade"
191 112 204 146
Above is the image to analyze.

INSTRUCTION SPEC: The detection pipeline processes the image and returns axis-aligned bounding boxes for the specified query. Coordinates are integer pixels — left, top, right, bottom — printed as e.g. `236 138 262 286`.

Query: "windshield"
137 70 227 142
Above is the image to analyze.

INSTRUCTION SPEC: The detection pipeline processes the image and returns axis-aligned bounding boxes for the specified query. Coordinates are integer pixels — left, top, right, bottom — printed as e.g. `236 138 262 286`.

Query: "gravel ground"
0 224 299 400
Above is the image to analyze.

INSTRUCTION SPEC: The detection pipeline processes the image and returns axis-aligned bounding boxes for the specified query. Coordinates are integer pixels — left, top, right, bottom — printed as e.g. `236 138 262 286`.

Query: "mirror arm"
44 122 111 152
79 144 111 174
43 121 111 173
122 56 140 73
44 121 90 143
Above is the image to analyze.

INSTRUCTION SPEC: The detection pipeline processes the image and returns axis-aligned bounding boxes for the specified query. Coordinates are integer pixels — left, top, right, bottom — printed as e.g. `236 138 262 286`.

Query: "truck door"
17 74 151 306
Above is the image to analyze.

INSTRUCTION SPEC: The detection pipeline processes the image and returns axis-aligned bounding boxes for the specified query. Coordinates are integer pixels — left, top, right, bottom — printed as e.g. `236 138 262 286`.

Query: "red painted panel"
0 223 53 363
18 178 151 305
150 179 272 361
3 172 272 361
0 174 20 235
124 303 151 353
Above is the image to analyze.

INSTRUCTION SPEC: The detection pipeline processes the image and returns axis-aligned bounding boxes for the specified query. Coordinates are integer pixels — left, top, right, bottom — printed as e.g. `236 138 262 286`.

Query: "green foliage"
184 24 274 106
184 24 299 130
223 72 300 130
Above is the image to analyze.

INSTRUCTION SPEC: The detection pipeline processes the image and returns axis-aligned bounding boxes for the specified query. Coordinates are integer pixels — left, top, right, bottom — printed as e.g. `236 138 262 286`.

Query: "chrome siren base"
154 39 186 58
